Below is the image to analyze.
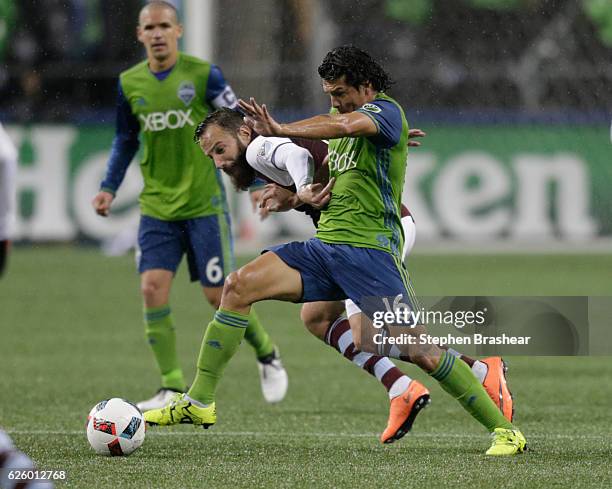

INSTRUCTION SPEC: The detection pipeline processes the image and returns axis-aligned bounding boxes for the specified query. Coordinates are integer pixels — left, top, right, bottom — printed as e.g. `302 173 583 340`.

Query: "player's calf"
444 349 514 422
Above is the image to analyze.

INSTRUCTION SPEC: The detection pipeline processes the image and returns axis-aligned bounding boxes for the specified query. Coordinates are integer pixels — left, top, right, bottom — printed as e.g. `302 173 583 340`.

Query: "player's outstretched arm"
238 97 378 140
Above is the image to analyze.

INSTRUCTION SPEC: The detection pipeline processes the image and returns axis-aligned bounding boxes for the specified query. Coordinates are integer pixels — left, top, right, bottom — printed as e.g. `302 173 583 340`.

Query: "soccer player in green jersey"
91 0 287 411
145 45 527 456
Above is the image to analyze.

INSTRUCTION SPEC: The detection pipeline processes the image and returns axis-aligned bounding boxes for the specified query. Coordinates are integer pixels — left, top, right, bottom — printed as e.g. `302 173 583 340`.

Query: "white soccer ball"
86 398 145 456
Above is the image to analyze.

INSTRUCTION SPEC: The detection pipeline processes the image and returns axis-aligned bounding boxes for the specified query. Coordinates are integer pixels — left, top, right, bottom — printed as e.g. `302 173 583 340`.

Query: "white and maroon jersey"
246 135 329 226
245 134 413 232
246 135 329 190
0 124 18 240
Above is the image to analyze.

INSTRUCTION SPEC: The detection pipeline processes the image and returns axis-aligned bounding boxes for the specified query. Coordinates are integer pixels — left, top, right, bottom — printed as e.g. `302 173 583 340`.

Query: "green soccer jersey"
119 53 225 220
316 93 409 256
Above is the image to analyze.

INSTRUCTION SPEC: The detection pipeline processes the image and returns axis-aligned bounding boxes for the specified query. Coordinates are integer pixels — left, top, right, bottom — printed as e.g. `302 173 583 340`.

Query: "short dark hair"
194 107 244 144
317 45 392 92
140 1 179 24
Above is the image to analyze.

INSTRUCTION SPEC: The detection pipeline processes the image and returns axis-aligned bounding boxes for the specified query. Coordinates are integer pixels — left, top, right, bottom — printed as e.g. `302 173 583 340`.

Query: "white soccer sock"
471 360 488 384
388 375 412 400
446 349 488 384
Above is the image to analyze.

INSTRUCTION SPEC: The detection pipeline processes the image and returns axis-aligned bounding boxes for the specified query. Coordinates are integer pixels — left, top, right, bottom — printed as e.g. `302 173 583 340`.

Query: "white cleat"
136 388 184 412
257 349 288 404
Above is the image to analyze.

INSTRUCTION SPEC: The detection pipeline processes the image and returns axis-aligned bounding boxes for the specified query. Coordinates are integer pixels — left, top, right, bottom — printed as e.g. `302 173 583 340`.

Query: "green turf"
1 247 612 488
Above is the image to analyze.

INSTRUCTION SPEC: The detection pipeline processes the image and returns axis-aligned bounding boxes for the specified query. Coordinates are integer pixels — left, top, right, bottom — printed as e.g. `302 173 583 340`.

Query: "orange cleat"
481 357 514 422
380 380 430 444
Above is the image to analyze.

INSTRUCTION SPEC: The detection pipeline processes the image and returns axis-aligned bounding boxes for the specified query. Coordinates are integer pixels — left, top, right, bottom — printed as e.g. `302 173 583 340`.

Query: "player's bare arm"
238 97 378 139
239 97 424 145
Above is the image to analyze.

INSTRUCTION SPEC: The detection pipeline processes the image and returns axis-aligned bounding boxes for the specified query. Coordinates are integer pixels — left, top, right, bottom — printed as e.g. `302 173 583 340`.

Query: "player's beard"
225 146 256 191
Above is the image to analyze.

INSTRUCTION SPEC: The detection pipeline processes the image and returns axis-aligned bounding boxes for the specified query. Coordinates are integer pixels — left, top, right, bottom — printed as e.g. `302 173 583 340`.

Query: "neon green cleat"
485 428 527 456
144 393 216 429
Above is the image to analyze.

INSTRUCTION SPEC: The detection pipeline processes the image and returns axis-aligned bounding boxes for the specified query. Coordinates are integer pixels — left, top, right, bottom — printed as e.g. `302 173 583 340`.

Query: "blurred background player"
0 122 17 279
91 0 287 411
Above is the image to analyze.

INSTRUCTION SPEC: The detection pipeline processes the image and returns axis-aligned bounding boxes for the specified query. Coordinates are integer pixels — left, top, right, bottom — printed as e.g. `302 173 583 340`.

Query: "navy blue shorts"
266 238 417 313
137 214 235 287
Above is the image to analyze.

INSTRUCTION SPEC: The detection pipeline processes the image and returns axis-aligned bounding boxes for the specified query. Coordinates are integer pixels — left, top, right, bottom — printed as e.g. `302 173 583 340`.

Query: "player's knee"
141 280 164 304
222 268 252 308
223 271 240 296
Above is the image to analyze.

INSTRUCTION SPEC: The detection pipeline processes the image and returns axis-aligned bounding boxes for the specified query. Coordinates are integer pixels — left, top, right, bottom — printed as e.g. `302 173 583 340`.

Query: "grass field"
2 247 612 488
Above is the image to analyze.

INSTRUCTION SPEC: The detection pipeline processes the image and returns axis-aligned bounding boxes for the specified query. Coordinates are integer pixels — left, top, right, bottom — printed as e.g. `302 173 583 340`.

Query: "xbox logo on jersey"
139 109 195 132
328 149 357 173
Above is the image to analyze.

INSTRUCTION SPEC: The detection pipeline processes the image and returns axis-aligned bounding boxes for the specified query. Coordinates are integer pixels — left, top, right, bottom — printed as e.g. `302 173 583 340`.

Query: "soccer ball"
86 398 145 456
